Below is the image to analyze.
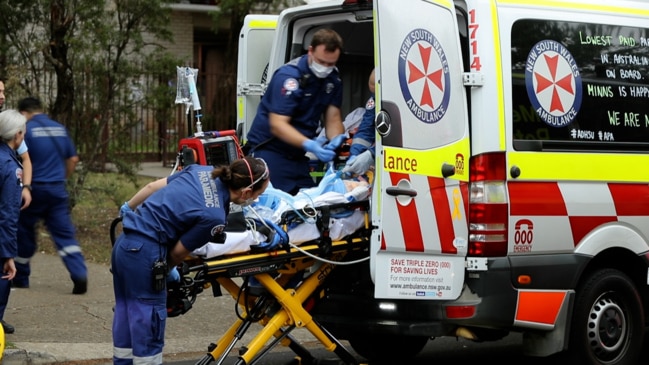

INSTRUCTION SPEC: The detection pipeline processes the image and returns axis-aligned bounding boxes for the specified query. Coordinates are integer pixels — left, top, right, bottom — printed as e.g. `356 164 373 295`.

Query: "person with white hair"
0 109 26 334
0 79 33 211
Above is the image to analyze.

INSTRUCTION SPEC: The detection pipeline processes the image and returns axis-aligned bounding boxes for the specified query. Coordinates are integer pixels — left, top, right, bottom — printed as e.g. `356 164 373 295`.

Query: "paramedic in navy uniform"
343 68 376 177
245 28 346 195
112 156 270 365
15 97 88 294
0 109 25 335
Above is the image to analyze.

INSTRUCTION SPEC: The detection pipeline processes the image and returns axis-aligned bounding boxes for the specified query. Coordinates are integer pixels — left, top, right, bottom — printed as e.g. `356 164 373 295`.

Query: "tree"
207 0 298 130
0 0 181 206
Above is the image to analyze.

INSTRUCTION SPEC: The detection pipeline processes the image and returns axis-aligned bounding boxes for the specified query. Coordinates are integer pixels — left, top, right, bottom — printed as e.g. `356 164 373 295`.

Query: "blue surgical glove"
314 135 328 146
167 266 181 283
119 202 132 217
254 219 289 251
342 149 375 176
303 139 336 162
324 134 347 151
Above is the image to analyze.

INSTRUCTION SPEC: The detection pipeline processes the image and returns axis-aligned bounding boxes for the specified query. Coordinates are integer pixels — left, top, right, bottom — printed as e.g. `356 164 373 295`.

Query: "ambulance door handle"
441 163 455 178
386 187 417 197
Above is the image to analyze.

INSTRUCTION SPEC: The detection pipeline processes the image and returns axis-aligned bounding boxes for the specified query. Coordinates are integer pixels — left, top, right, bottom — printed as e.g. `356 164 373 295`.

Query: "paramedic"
112 156 273 365
245 28 346 195
0 80 31 210
0 109 25 335
15 97 87 294
343 68 376 177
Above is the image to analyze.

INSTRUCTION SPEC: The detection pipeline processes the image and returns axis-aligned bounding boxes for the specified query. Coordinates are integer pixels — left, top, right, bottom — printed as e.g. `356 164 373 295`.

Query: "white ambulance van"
237 1 649 364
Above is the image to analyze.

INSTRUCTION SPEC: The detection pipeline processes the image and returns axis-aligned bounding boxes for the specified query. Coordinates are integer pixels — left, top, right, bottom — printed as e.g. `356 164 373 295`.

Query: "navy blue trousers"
15 182 87 286
112 233 167 365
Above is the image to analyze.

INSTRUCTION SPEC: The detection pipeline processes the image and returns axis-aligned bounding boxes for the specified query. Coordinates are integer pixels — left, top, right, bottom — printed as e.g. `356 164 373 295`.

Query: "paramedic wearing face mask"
112 157 272 365
245 28 346 195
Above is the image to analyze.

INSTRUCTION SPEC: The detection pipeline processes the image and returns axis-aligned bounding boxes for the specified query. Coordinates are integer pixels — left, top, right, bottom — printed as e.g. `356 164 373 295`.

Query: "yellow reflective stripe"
489 0 506 151
372 6 382 215
237 96 243 121
496 0 649 16
508 151 649 182
382 138 470 181
424 0 453 8
249 20 277 29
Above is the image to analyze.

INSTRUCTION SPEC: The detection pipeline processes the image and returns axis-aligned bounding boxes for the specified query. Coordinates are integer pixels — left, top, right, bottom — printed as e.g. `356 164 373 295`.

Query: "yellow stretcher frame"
0 324 4 362
187 201 372 365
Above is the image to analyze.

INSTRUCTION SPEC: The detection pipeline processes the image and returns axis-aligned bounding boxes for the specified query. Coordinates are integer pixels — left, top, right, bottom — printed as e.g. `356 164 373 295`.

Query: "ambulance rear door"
236 14 278 144
371 0 470 300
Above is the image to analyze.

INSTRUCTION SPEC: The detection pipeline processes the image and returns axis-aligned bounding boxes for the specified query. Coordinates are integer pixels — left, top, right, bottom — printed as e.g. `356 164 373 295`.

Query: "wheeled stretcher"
170 200 372 365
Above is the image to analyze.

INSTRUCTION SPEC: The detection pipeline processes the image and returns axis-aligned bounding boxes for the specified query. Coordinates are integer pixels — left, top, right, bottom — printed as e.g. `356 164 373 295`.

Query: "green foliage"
70 172 156 264
0 0 181 207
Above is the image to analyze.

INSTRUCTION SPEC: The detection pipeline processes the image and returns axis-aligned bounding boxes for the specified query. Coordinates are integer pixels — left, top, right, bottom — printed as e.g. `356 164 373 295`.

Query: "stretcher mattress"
191 173 371 259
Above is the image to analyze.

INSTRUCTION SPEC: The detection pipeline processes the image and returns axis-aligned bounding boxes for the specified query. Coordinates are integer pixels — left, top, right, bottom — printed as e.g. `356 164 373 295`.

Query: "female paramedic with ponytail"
111 156 279 365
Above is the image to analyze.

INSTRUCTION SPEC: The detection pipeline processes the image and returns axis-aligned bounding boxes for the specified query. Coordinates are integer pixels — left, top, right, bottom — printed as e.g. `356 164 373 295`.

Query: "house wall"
167 12 195 65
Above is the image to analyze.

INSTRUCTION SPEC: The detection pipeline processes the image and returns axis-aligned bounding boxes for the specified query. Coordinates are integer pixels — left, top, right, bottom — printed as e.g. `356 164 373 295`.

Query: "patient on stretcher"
191 169 371 259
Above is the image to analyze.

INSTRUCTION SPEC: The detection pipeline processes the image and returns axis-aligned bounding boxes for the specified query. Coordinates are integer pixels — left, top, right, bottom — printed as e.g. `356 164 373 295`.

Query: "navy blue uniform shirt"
25 114 77 183
246 55 343 159
122 165 231 252
0 143 22 258
350 94 376 156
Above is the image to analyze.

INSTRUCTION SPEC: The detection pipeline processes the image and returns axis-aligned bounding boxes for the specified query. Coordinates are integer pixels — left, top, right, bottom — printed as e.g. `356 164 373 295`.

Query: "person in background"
0 80 31 210
14 97 87 294
0 109 27 334
113 156 278 365
245 28 346 195
343 68 376 177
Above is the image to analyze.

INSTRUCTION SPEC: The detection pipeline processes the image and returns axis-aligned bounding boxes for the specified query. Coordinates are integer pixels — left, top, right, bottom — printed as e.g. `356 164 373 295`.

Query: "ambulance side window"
456 7 470 73
511 19 649 152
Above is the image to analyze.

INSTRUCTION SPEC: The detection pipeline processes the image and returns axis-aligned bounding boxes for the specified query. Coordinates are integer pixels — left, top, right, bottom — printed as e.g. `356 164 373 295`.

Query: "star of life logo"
525 40 582 128
398 28 451 124
282 78 298 96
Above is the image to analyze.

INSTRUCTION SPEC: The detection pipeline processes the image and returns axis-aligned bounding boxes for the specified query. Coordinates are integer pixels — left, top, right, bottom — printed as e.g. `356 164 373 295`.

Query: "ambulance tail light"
468 152 508 257
445 305 476 319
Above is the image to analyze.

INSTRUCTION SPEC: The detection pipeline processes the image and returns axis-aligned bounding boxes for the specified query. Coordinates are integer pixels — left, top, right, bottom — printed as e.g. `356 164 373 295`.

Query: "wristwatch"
22 184 32 192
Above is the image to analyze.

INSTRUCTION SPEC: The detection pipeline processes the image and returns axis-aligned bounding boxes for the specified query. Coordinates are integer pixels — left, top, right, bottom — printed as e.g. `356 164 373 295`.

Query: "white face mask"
239 198 255 207
310 60 334 78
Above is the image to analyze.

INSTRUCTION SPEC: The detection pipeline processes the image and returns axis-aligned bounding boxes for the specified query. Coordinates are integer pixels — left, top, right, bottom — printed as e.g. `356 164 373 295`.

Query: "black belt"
32 181 65 185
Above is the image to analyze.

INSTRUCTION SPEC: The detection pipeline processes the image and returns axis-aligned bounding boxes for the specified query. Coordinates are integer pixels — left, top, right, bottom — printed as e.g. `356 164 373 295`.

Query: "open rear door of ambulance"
371 0 470 300
236 14 277 144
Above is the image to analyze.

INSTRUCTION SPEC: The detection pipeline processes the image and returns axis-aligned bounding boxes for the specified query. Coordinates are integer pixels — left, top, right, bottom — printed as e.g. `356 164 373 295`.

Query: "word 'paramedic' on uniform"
245 28 345 195
112 157 272 365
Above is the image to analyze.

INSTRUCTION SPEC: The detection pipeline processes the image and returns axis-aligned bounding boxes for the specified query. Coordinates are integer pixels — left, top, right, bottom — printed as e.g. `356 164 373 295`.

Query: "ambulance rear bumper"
313 253 592 339
312 256 513 338
313 293 457 338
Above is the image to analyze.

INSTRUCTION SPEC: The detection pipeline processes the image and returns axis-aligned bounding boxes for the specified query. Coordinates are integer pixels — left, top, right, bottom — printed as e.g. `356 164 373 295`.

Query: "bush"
37 173 156 265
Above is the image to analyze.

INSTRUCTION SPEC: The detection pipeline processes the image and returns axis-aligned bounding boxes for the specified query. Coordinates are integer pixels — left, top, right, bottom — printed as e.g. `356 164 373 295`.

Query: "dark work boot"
72 278 88 294
1 320 15 334
11 279 29 288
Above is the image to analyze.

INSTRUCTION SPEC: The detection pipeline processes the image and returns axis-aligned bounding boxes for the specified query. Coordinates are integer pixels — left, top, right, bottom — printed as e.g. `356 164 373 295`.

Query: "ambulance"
236 1 649 363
